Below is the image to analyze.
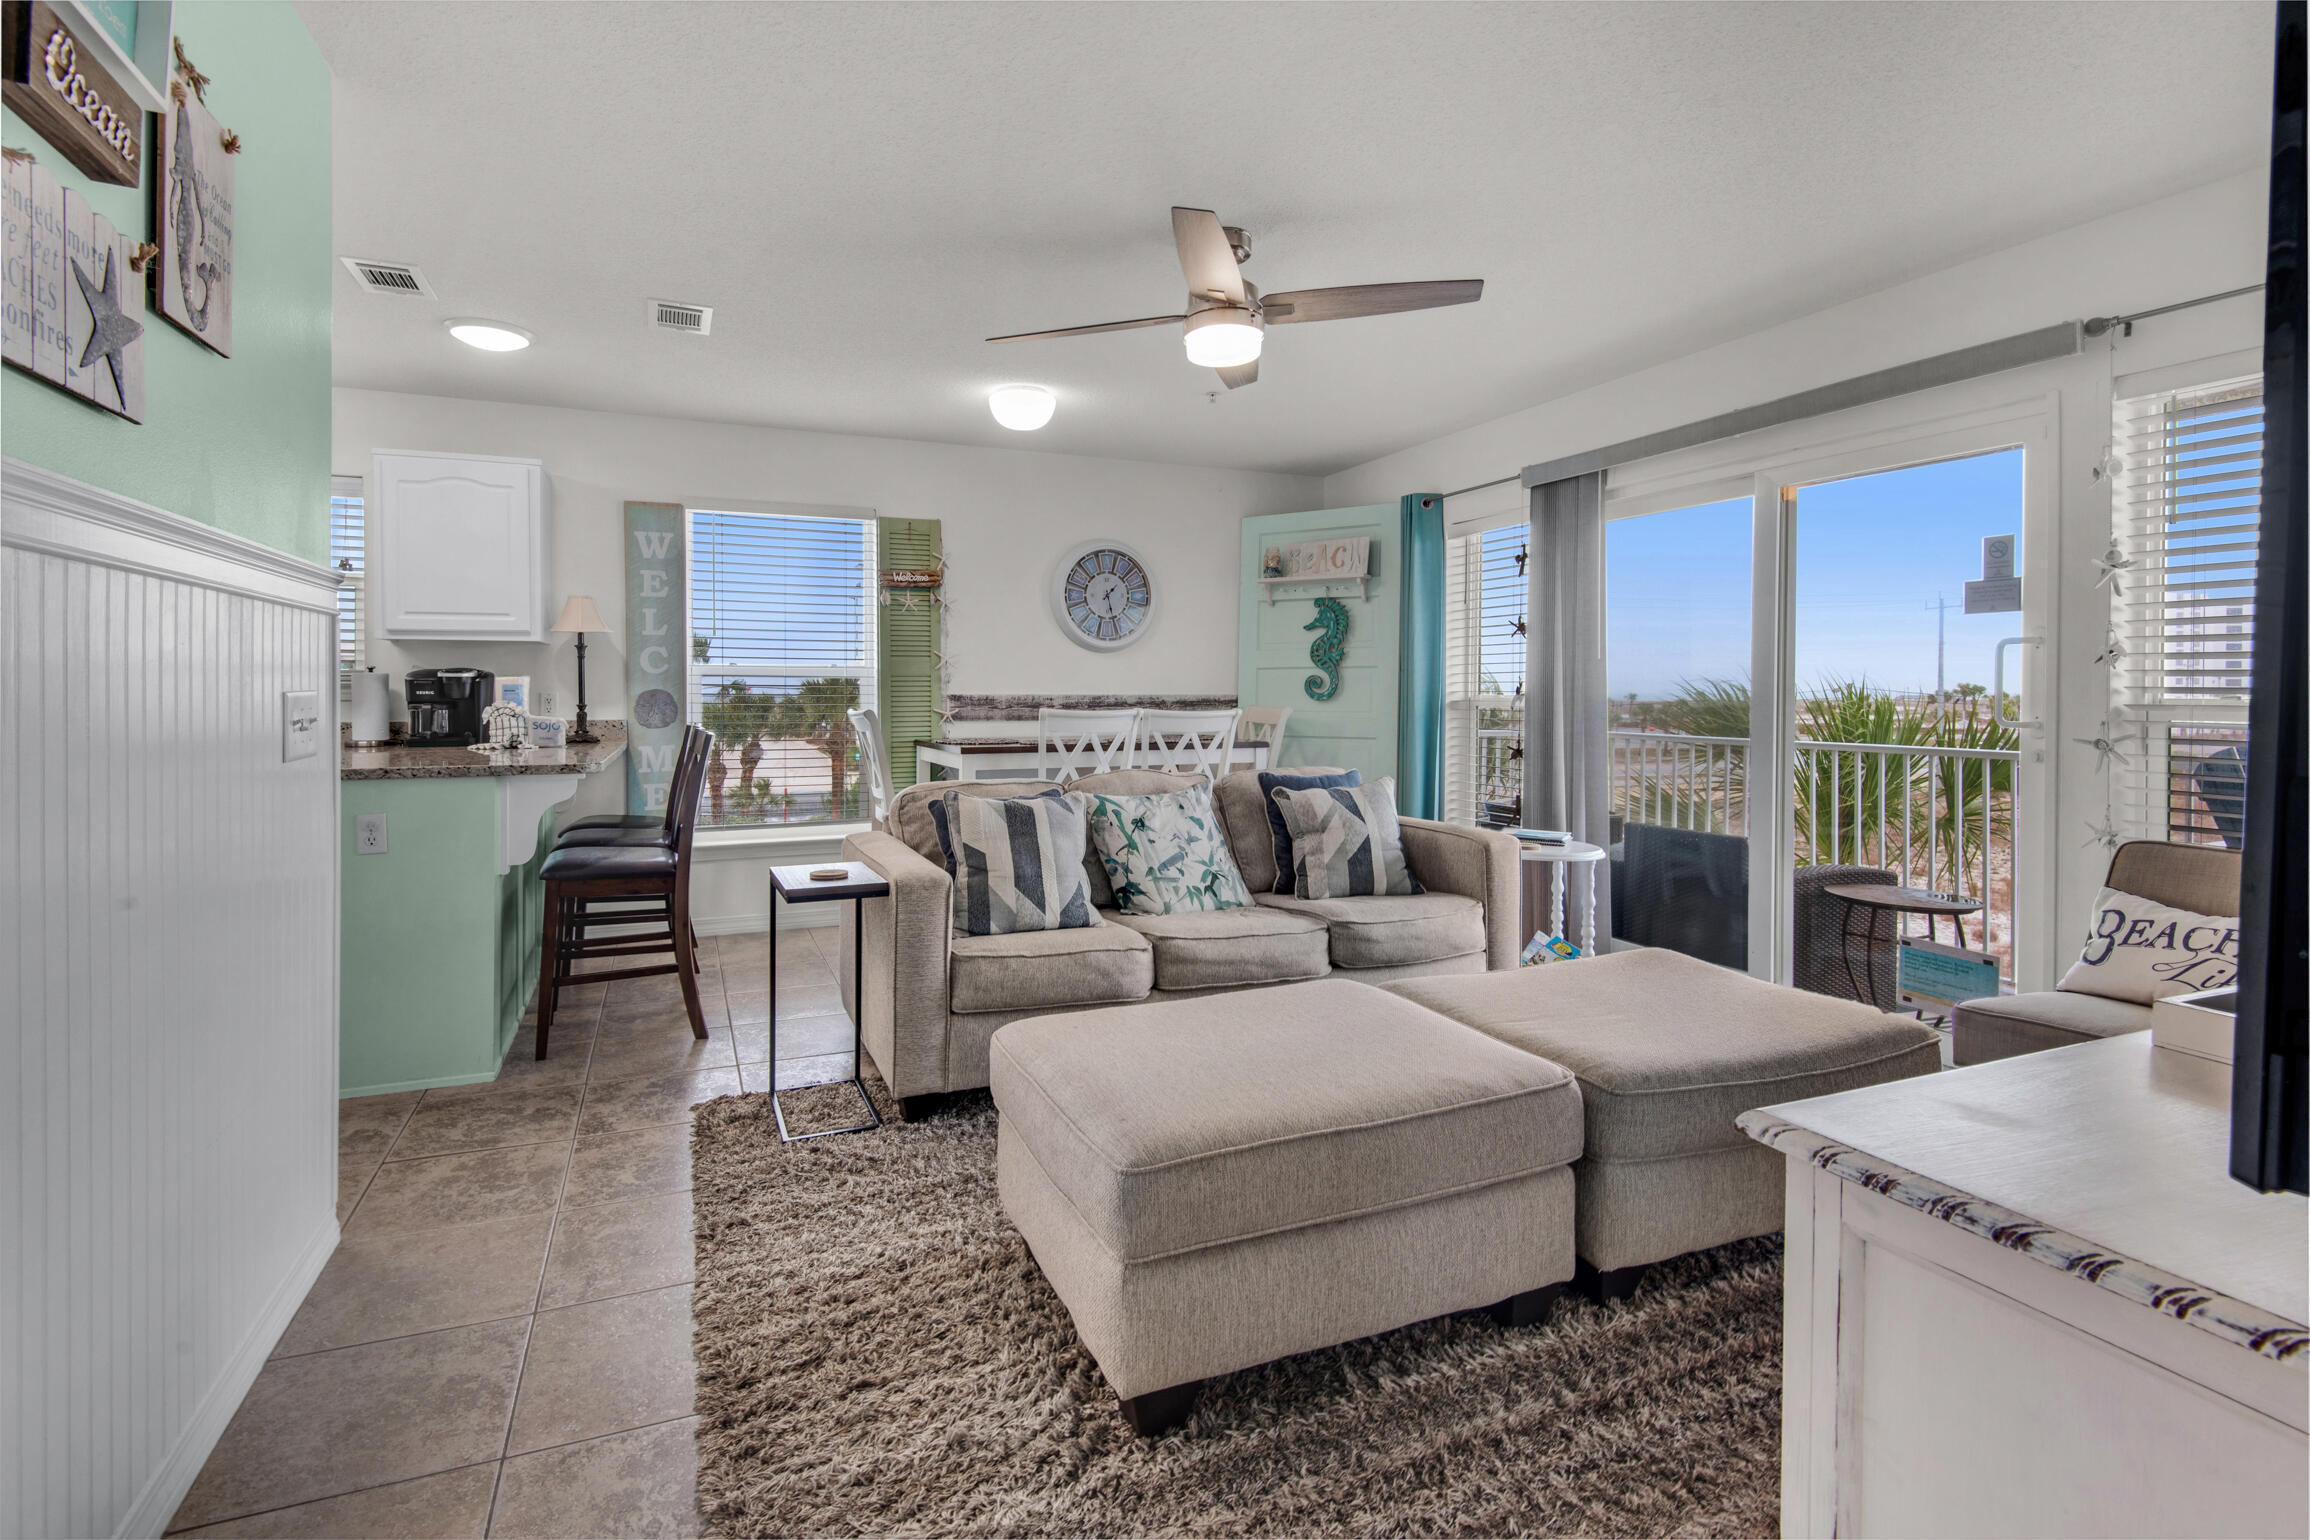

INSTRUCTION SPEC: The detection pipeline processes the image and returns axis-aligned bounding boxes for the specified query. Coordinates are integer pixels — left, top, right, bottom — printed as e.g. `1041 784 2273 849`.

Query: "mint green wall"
1238 506 1401 781
339 780 549 1096
2 1 330 564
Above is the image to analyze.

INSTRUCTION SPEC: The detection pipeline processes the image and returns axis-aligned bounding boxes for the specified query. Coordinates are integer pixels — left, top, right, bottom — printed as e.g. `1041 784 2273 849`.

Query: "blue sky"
1601 448 2027 699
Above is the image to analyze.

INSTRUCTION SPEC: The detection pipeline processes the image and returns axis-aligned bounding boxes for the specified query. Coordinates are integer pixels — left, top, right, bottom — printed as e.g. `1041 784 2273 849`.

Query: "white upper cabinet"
371 450 551 641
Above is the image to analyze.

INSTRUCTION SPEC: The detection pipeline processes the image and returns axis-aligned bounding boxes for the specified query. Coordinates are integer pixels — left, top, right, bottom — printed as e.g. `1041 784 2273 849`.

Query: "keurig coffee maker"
404 667 496 747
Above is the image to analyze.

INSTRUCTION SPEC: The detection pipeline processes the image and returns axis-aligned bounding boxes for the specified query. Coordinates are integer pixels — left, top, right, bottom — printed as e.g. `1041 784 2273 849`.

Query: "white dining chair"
1136 708 1241 780
1038 708 1141 780
1237 705 1291 764
847 705 898 827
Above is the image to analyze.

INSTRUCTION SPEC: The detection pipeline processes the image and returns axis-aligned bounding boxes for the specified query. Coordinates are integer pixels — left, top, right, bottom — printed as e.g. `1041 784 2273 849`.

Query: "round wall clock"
1052 540 1154 651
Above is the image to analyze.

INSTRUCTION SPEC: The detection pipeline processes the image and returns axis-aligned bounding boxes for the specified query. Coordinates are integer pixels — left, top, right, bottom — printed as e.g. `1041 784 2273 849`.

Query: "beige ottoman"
990 978 1583 1434
1389 949 1942 1296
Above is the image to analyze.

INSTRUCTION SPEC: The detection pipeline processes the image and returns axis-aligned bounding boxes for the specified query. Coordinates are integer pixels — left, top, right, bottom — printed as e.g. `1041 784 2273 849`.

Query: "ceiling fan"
987 207 1482 389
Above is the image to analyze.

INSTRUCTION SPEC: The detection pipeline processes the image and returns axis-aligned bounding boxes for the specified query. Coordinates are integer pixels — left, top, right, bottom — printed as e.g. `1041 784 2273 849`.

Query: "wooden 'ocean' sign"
1 2 142 186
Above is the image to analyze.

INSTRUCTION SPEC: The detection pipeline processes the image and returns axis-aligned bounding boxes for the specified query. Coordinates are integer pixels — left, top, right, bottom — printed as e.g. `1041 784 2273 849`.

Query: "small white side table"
1519 839 1606 956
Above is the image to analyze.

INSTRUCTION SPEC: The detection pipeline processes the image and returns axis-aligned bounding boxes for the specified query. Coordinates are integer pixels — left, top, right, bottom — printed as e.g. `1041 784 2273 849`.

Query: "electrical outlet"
283 690 321 762
355 814 388 854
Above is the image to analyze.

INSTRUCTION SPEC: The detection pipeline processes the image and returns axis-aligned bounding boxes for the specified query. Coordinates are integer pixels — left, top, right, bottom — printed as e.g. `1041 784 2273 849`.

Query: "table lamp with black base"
552 595 606 744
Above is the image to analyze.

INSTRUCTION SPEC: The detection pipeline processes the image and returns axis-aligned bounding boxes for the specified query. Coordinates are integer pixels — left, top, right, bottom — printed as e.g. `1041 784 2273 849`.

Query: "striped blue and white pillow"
1269 782 1424 900
930 788 1097 935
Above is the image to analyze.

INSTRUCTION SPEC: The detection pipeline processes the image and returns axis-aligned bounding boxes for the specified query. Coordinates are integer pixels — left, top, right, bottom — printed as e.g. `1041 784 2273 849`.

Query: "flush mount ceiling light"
445 319 532 352
988 384 1057 431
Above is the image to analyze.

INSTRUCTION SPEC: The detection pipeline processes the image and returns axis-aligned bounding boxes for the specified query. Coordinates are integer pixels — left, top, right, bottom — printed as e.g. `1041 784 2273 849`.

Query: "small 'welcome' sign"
624 502 687 815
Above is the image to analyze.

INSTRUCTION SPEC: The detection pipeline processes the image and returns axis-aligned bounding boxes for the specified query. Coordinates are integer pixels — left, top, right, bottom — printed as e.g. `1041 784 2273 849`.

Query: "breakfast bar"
338 727 627 1095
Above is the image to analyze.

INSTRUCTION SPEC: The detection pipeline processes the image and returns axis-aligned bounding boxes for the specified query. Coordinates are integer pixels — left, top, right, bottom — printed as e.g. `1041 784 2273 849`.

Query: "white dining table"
912 738 1274 784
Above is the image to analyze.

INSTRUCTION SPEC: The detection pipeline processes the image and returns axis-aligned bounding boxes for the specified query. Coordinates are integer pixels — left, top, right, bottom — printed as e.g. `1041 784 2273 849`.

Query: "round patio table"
1822 883 1984 1010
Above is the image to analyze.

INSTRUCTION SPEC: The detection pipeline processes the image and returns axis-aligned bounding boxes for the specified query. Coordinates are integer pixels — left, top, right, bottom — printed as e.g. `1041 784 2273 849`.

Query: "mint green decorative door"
1238 505 1398 780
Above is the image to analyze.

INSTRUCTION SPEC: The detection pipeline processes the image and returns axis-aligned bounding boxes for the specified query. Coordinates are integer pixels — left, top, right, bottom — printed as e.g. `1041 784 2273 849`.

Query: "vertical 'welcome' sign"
623 502 688 815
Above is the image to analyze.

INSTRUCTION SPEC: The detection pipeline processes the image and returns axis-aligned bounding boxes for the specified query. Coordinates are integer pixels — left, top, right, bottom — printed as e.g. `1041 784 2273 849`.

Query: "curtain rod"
1429 285 2265 502
2082 283 2265 338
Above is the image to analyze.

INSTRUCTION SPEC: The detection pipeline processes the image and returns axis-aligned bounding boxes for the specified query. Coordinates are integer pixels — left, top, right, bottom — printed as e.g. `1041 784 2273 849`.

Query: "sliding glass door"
1604 498 1754 967
1602 402 2055 993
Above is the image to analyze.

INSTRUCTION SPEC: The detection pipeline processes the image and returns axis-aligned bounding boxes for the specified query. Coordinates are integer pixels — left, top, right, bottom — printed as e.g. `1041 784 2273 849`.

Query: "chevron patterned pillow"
931 788 1097 935
1268 781 1424 901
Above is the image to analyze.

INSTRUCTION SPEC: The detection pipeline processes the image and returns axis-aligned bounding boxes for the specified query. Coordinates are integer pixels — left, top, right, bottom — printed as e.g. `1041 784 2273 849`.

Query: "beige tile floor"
168 926 857 1539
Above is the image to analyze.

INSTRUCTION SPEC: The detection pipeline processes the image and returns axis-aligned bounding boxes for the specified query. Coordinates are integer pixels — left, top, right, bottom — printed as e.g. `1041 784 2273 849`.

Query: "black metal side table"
768 861 890 1142
1822 883 1985 1011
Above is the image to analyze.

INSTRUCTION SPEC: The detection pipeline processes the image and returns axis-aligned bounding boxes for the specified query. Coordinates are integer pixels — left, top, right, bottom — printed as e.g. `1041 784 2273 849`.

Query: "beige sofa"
840 767 1519 1113
1952 840 2241 1066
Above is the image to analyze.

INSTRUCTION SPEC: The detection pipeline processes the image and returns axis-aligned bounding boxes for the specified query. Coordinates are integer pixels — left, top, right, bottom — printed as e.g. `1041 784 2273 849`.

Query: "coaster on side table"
808 867 850 882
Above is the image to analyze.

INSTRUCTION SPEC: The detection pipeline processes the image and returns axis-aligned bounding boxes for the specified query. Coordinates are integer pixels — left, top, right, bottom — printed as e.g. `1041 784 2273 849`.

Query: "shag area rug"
691 1077 1781 1539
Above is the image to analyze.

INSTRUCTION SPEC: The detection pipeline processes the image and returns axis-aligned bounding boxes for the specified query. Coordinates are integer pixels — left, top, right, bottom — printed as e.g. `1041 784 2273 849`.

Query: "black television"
2230 0 2307 1196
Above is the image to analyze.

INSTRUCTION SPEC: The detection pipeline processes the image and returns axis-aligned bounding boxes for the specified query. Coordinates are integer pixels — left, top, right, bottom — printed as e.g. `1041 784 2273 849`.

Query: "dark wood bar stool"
555 725 705 847
534 729 713 1058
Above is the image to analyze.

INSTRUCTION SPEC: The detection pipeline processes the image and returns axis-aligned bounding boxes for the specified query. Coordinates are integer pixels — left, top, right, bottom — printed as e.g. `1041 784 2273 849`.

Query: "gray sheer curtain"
1523 472 1612 933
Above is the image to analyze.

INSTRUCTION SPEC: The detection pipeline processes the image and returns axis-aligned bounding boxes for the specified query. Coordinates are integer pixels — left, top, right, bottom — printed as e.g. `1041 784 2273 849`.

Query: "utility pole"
1929 593 1949 703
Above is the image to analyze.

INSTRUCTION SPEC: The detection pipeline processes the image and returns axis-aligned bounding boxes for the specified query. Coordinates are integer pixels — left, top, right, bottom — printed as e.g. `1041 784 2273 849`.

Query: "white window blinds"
330 476 364 677
687 509 876 830
1442 522 1528 826
2110 377 2261 848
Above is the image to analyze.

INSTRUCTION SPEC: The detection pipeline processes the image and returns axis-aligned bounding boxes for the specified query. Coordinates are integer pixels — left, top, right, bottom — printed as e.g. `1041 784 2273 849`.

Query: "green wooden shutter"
876 518 943 787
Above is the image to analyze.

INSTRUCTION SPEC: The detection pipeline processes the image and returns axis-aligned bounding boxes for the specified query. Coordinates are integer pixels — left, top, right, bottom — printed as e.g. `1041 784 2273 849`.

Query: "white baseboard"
114 1216 339 1539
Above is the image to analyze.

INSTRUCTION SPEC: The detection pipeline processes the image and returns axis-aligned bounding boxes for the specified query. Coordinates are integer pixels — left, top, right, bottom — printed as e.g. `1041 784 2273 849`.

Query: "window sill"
694 823 867 859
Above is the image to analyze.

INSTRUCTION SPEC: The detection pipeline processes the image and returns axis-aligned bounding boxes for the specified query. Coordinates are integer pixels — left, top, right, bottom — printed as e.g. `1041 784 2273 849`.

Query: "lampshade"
552 595 607 634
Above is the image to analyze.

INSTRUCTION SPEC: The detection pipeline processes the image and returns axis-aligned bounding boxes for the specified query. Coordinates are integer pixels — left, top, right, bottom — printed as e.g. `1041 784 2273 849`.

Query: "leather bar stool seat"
555 822 674 849
539 844 677 881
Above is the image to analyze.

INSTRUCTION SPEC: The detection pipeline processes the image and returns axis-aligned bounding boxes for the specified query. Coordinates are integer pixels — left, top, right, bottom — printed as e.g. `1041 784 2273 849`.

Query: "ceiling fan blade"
1171 207 1246 306
986 314 1185 343
1261 280 1483 324
1217 359 1258 390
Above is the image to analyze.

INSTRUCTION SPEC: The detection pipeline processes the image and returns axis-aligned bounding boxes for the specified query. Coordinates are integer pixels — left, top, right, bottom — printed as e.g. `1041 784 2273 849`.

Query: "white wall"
3 464 342 1539
334 389 1320 926
1325 172 2269 977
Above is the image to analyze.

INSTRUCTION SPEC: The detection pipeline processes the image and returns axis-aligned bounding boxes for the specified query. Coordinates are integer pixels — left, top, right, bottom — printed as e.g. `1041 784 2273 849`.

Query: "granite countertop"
1741 1034 2308 1364
341 725 628 781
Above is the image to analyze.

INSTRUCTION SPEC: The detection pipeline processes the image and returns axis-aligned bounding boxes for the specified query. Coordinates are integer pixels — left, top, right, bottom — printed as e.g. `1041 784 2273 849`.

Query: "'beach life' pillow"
1081 784 1252 915
2055 886 2240 1004
929 787 1096 936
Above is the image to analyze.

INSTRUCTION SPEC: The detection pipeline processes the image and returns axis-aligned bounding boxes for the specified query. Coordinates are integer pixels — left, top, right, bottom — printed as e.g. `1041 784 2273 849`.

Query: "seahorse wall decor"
1303 597 1348 701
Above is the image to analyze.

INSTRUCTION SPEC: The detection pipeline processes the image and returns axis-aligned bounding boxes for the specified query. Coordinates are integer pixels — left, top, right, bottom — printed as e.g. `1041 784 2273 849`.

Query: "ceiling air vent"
652 299 713 336
340 257 434 297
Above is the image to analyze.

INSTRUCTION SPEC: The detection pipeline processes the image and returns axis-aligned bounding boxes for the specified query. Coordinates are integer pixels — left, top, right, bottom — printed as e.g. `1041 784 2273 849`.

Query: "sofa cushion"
1212 766 1350 896
1952 988 2152 1065
1387 949 1941 1161
887 778 1051 866
987 979 1584 1262
948 922 1152 1014
1256 891 1486 969
1105 906 1331 990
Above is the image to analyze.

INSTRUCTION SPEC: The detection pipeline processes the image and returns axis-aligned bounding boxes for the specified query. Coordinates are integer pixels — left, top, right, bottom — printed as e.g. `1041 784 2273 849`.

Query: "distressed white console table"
1742 1034 2306 1539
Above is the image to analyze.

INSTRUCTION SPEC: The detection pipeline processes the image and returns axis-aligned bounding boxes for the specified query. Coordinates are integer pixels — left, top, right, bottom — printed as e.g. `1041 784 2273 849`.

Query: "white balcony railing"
1475 726 2019 974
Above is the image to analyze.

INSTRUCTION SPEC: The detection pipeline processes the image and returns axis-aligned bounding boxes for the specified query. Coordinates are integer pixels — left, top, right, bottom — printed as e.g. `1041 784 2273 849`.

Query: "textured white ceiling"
304 1 2270 477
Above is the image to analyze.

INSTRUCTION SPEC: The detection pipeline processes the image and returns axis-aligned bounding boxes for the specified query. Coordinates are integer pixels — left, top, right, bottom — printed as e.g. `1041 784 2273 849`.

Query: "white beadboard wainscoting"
3 460 342 1540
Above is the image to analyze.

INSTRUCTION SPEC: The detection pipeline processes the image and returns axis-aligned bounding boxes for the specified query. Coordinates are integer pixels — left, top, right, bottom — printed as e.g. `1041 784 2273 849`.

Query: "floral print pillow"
1082 784 1253 915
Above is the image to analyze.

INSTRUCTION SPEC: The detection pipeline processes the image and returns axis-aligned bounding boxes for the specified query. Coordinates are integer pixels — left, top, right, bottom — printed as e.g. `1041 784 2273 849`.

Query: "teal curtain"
1396 493 1446 819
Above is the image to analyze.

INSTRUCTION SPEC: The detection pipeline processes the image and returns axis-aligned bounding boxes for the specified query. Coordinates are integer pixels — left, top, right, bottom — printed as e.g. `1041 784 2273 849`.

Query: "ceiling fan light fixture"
988 383 1057 431
1182 307 1263 368
445 319 532 352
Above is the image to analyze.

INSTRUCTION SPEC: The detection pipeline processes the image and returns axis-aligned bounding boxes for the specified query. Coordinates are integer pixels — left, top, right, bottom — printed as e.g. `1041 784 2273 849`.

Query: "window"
330 475 365 682
687 508 876 831
1442 521 1527 826
2111 377 2262 848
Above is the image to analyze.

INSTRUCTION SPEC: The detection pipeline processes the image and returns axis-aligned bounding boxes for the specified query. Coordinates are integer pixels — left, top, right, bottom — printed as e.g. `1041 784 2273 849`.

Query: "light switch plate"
283 690 321 762
355 814 388 854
